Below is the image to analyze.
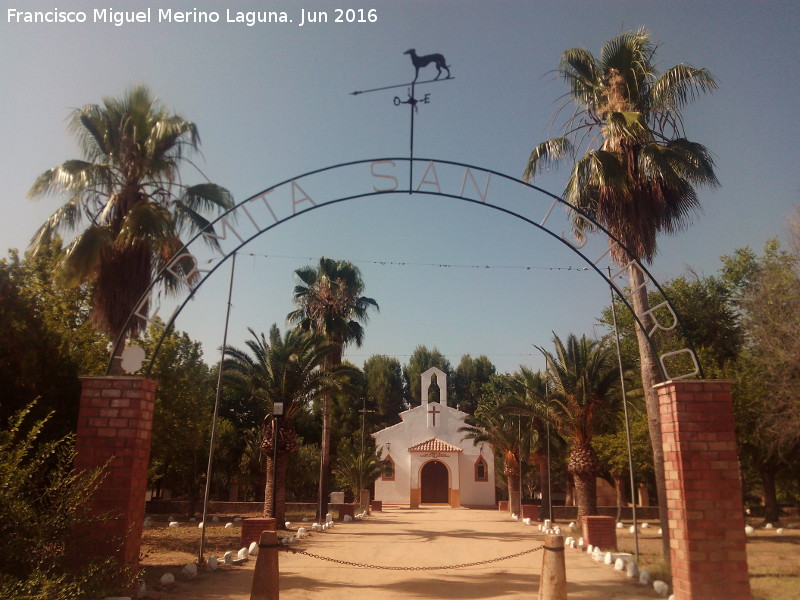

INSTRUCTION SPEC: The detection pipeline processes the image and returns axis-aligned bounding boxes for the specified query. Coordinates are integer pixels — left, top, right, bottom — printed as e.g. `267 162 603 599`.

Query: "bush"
0 403 134 599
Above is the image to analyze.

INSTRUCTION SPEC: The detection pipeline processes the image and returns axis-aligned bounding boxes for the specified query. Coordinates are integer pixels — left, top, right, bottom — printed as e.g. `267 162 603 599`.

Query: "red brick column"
581 516 616 550
521 504 539 520
242 518 277 546
329 503 356 521
74 376 157 568
656 380 751 600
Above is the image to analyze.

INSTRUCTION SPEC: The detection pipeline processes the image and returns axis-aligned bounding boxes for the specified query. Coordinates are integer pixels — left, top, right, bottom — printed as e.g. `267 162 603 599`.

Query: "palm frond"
523 137 573 181
59 225 114 287
116 202 174 247
29 199 83 252
651 65 717 113
178 183 234 214
665 138 719 187
559 48 600 108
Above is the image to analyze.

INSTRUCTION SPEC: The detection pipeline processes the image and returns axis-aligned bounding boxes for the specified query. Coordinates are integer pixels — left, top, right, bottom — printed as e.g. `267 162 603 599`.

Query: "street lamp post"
358 396 376 509
272 402 284 520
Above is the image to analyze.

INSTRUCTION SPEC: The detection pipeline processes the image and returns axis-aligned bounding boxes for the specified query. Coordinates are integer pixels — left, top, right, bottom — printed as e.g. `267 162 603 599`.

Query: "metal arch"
109 157 703 380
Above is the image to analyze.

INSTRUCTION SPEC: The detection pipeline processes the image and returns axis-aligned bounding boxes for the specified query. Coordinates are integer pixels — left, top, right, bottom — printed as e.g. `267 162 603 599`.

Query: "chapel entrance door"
421 460 449 503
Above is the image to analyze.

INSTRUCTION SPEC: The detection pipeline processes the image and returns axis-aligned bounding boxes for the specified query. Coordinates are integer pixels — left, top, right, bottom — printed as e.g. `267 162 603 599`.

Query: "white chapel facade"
372 367 496 508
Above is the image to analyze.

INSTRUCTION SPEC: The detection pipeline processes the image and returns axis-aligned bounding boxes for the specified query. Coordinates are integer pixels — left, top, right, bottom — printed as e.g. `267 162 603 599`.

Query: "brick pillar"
656 380 752 600
580 516 616 550
74 376 157 568
521 504 540 520
241 517 277 546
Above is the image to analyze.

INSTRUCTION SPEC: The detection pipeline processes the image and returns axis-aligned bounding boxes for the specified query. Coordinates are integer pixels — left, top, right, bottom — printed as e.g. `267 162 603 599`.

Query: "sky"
2 0 798 376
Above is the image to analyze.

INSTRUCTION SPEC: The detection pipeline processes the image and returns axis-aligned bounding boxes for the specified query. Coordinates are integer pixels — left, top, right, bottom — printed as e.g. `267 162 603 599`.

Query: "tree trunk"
317 395 331 521
612 471 626 522
504 450 521 516
569 444 598 517
317 346 343 522
761 462 779 524
532 450 551 521
275 450 289 526
628 265 670 568
508 476 521 516
565 473 574 507
573 473 597 518
263 451 275 518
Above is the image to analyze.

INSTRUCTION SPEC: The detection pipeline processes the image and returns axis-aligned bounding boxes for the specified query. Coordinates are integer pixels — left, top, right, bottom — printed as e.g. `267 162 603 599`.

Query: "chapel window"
382 457 395 481
475 457 488 482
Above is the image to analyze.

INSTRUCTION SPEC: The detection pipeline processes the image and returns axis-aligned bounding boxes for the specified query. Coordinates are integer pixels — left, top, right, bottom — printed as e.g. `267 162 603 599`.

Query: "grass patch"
614 519 800 599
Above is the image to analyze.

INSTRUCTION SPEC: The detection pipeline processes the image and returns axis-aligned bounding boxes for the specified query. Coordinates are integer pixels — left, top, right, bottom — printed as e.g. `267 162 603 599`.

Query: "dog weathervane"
351 48 453 192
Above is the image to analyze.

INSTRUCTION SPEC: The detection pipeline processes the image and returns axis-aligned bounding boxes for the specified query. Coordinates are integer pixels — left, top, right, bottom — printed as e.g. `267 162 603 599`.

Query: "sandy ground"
149 506 661 599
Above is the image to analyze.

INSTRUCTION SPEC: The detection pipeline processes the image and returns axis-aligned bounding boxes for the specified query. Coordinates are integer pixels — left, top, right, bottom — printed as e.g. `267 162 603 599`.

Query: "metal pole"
271 402 283 521
546 394 552 522
608 267 639 562
360 396 365 509
272 416 279 518
199 252 237 564
359 399 376 510
408 82 416 194
518 417 523 510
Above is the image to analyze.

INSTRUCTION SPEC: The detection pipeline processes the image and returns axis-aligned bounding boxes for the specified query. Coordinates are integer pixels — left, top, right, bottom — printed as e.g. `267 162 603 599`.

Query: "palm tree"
508 366 554 520
524 29 718 557
28 85 233 373
460 388 528 516
537 333 619 517
224 325 343 525
332 438 384 507
287 257 378 519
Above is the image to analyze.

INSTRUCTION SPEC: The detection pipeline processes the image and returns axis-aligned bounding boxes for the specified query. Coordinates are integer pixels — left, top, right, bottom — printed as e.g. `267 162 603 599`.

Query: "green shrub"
0 403 134 599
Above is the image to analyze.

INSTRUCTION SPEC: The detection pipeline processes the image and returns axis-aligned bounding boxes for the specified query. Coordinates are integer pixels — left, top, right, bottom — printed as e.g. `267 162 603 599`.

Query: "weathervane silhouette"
351 48 454 192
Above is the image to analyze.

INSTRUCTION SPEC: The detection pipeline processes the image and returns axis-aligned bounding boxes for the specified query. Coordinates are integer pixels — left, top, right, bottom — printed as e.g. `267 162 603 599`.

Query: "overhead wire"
200 252 592 273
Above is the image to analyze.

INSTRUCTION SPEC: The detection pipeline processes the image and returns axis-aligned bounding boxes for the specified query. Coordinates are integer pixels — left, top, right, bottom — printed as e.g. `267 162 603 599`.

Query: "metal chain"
284 544 544 571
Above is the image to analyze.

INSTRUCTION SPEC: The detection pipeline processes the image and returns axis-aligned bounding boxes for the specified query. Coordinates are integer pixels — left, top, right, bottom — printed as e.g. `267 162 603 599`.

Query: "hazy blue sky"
2 1 798 374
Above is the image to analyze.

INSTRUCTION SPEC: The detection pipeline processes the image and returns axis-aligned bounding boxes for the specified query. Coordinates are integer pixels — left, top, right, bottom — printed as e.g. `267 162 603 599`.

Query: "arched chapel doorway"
421 460 449 503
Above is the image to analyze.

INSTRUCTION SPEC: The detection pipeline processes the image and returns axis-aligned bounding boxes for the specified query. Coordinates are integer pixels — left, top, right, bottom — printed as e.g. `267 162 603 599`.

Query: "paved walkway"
158 507 660 599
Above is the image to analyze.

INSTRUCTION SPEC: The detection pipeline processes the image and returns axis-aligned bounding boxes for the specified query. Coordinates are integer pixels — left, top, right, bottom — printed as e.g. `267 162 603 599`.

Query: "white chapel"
372 367 496 508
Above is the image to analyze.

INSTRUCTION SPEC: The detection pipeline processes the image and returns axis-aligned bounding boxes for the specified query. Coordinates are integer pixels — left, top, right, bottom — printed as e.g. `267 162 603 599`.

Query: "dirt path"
153 507 661 599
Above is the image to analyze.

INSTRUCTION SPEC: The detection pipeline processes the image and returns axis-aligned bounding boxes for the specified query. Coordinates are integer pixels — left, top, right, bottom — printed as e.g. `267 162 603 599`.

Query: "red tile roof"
408 438 462 453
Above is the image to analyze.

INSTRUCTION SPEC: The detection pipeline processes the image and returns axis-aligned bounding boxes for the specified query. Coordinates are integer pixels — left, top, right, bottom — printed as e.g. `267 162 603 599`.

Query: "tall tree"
28 85 233 373
224 325 343 526
4 239 108 375
453 354 496 414
721 239 800 522
140 323 213 512
287 257 378 519
508 366 554 520
0 260 82 441
330 362 367 454
537 333 619 517
593 406 654 520
738 240 800 454
363 355 406 428
460 385 526 516
524 29 718 560
333 437 384 506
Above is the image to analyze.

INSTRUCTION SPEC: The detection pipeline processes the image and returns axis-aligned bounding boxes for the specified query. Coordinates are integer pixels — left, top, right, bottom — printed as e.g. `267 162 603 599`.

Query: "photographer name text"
7 7 378 27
